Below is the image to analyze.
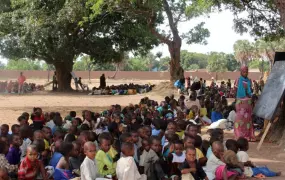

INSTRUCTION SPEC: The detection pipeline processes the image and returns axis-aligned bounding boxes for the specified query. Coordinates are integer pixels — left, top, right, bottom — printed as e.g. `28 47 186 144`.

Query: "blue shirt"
206 146 212 159
211 111 223 123
236 76 252 98
152 128 161 136
6 146 21 165
49 152 63 168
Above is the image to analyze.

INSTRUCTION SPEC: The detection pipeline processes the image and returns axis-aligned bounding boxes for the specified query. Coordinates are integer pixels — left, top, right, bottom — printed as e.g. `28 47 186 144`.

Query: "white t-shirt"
228 110 236 122
237 151 249 162
172 152 186 163
205 154 225 180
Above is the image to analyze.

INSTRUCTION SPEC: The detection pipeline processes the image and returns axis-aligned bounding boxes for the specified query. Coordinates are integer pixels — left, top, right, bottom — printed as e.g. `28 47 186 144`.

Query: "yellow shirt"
95 150 116 176
176 131 185 139
188 111 194 119
200 108 207 117
196 148 204 159
44 139 50 150
108 146 118 159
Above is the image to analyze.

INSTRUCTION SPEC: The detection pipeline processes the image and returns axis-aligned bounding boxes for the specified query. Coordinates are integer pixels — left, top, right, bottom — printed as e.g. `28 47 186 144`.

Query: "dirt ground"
0 79 285 179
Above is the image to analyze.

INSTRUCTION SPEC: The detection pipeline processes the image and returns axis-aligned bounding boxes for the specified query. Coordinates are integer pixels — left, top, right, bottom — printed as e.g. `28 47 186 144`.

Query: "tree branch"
163 0 179 38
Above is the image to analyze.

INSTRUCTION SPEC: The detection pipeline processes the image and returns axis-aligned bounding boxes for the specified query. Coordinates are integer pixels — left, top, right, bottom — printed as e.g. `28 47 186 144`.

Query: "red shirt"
18 75 26 85
18 157 40 180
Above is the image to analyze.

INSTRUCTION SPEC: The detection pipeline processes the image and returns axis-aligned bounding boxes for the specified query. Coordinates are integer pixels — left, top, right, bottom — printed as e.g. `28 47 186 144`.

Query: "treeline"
0 50 270 72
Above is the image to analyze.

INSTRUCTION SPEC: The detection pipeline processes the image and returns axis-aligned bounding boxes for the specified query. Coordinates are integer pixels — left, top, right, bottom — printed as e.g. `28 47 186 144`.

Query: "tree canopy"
0 0 158 90
88 0 211 82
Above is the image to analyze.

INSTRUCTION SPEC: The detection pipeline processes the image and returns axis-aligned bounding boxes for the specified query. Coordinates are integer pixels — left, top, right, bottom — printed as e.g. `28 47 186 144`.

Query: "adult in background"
100 74 106 89
18 72 26 94
234 66 255 141
52 71 58 91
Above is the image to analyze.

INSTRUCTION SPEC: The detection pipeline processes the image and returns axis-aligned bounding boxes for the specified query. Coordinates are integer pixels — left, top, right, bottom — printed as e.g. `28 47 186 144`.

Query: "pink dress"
234 98 255 141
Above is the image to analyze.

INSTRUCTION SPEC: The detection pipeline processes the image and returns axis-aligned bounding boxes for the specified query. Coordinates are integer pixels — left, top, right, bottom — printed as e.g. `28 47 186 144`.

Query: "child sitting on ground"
167 140 185 178
0 141 18 173
6 134 22 165
116 142 147 180
54 142 74 180
224 139 244 176
179 147 208 180
96 133 116 177
69 141 81 171
18 145 47 180
237 137 281 178
81 141 100 180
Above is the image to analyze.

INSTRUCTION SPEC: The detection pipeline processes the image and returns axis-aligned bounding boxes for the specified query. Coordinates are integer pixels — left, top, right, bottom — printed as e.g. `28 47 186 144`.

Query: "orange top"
18 75 26 85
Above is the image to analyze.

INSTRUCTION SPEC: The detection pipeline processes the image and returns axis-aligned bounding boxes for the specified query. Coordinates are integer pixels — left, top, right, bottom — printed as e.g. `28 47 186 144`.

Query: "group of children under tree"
0 91 280 180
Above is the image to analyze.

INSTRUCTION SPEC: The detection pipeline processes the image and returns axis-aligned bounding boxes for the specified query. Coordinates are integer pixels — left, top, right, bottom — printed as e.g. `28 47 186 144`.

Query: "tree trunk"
88 69 91 81
168 37 184 83
276 0 285 29
54 61 73 91
267 101 285 143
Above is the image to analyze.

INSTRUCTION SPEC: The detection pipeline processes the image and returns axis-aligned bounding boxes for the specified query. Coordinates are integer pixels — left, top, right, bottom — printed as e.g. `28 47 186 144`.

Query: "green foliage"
233 40 254 65
5 59 43 70
180 50 208 70
248 60 270 72
211 0 284 40
207 52 228 72
188 64 200 70
0 0 159 87
225 54 239 71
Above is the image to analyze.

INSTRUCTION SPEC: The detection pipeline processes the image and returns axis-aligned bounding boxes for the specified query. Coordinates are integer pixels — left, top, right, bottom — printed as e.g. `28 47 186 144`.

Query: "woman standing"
234 66 256 141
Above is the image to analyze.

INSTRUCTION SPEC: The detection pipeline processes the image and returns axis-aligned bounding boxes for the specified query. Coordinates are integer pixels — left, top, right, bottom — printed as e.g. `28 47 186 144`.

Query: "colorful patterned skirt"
234 98 256 141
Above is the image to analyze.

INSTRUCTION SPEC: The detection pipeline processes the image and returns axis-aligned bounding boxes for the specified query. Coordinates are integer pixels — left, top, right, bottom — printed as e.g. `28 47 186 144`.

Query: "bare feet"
276 172 282 176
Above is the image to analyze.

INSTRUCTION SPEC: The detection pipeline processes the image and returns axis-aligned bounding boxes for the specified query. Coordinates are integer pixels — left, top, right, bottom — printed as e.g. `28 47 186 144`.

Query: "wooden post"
257 122 272 151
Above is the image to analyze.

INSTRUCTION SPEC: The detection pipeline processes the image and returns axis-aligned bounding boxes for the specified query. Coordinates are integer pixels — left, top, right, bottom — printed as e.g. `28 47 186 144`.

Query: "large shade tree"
88 0 211 82
0 0 158 91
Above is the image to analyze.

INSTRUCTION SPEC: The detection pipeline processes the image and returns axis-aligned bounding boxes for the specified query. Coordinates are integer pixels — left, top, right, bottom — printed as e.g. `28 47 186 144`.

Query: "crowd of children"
0 90 280 180
0 81 44 94
89 84 155 96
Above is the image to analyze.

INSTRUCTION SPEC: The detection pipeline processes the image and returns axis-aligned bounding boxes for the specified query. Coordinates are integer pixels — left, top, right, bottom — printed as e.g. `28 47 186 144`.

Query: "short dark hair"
53 130 64 140
121 142 134 152
149 136 161 145
1 124 9 130
64 134 76 143
174 139 184 146
70 111 76 118
17 116 26 122
184 135 196 143
98 132 112 144
11 124 20 132
80 124 90 131
194 135 202 148
237 137 248 150
32 139 45 153
60 142 74 156
120 133 132 143
225 139 238 150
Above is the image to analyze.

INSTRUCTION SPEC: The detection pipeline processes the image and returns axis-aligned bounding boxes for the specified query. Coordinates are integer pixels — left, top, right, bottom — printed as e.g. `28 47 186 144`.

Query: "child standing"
180 147 208 180
116 142 147 180
96 134 116 177
80 141 100 180
6 134 23 165
18 145 47 180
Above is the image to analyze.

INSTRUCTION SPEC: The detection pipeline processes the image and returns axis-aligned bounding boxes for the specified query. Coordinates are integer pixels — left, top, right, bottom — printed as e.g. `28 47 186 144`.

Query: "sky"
0 10 254 64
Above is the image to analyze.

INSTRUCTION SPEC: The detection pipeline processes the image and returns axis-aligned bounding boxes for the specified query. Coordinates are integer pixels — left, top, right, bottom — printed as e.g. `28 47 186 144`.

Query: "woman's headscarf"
240 65 248 74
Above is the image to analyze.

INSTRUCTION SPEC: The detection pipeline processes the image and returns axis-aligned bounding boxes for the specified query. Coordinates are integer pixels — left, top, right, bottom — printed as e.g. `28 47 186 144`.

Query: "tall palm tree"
233 40 254 66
